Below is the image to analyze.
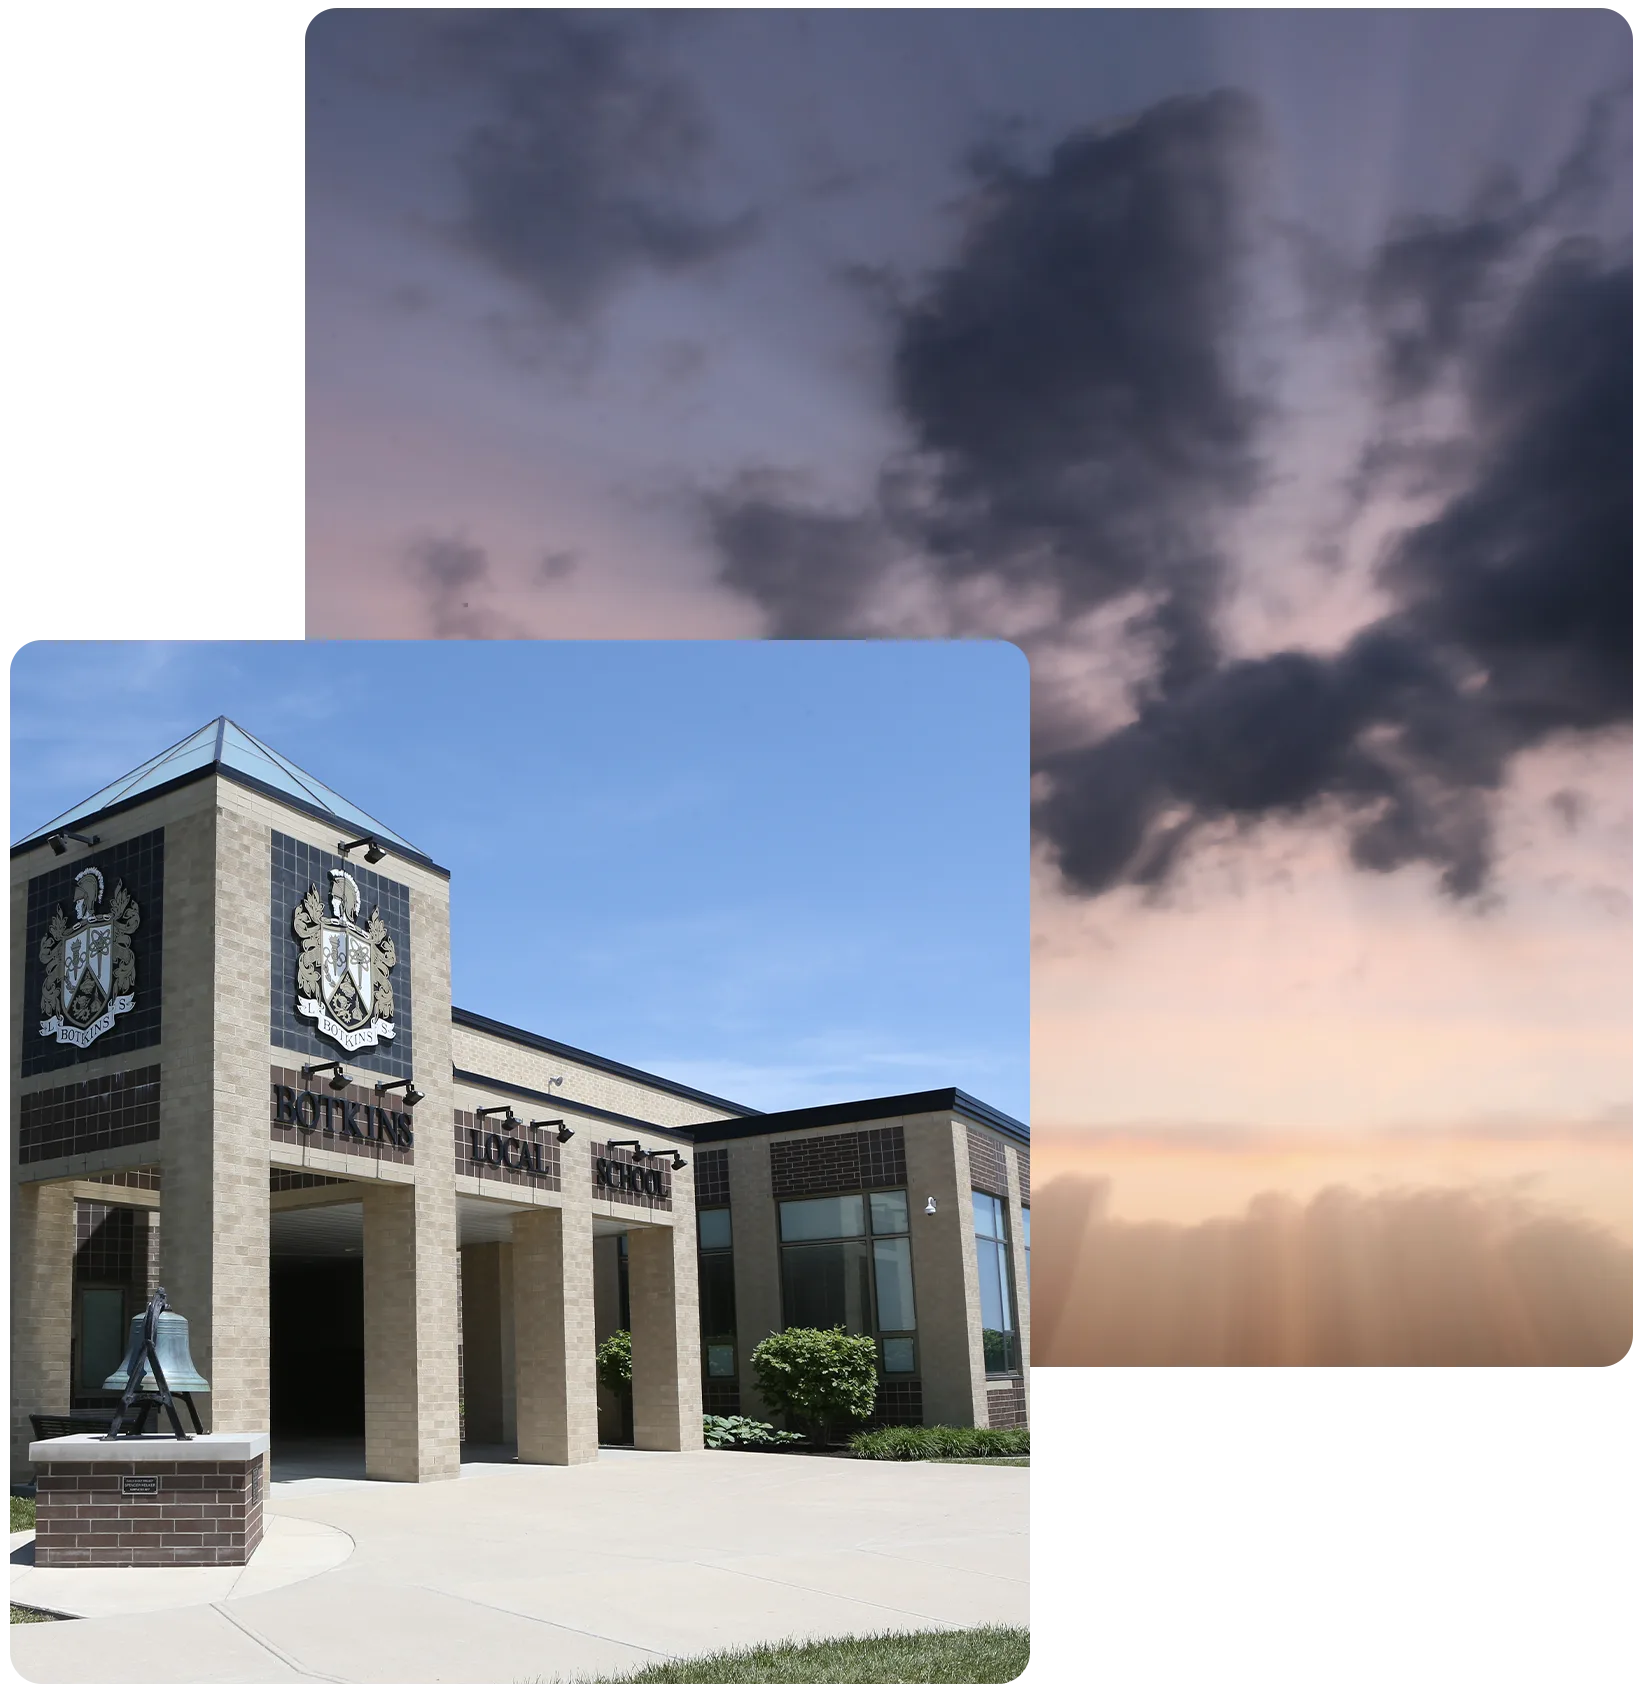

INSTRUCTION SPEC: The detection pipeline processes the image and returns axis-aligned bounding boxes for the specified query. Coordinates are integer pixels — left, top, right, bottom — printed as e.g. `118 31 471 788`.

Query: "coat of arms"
293 868 397 1050
39 867 140 1048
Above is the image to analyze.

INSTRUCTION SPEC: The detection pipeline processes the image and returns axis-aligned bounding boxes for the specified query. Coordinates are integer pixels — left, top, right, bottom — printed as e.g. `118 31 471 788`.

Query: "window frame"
972 1189 1020 1378
775 1186 920 1379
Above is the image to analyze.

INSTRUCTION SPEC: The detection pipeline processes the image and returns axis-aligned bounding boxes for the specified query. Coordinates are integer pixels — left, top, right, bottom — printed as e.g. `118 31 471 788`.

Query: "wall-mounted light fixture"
641 1146 688 1171
374 1076 424 1107
48 831 101 856
548 1076 565 1088
302 1061 352 1092
924 1197 937 1215
530 1118 576 1144
606 1139 644 1156
337 835 387 864
476 1103 521 1130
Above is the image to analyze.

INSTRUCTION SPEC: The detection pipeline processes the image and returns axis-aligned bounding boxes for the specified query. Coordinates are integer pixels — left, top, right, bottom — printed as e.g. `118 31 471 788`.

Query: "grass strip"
570 1624 1028 1683
11 1496 36 1532
11 1606 59 1625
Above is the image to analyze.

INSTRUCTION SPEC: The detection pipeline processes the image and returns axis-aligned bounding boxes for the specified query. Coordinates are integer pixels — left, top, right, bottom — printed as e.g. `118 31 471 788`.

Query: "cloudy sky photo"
307 9 1631 1364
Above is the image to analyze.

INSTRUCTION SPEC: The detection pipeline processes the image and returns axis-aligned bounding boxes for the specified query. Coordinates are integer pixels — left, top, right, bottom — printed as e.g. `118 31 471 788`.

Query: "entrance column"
10 1180 75 1483
629 1221 703 1451
362 1180 460 1481
513 1206 597 1465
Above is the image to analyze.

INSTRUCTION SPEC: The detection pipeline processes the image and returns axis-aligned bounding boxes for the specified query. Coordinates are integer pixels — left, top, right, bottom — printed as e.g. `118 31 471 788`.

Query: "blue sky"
11 640 1027 1120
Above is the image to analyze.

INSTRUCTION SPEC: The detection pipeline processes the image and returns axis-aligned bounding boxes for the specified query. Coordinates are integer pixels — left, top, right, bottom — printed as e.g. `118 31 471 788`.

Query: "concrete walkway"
10 1449 1028 1683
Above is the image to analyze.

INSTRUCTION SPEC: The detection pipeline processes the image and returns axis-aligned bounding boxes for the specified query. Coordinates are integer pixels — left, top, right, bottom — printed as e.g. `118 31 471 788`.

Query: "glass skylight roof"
16 718 425 855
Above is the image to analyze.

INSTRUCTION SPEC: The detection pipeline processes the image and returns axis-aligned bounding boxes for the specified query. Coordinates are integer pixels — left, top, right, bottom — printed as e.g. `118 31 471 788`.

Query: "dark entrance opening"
269 1258 364 1438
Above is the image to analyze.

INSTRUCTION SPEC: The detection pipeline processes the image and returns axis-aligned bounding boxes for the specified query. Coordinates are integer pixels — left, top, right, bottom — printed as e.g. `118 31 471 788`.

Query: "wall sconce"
302 1061 352 1092
924 1197 937 1215
530 1119 576 1144
374 1076 424 1107
548 1075 565 1088
641 1146 688 1171
476 1103 520 1130
48 831 101 856
337 835 387 864
606 1139 644 1156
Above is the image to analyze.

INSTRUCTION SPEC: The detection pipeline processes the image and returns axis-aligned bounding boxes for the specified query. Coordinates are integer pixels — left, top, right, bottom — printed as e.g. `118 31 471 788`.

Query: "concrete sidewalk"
9 1449 1028 1683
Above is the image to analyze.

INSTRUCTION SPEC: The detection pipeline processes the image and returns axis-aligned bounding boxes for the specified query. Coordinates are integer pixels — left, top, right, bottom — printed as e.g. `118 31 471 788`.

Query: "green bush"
702 1415 803 1450
596 1330 632 1396
847 1424 1030 1461
749 1327 879 1444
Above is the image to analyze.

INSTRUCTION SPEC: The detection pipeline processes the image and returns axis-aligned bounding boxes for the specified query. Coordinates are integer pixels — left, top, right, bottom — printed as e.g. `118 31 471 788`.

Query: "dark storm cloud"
709 86 1627 902
435 12 756 320
713 88 1265 682
1037 232 1629 899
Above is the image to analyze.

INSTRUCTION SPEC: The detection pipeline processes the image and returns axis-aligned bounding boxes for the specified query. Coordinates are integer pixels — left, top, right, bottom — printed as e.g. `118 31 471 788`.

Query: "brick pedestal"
28 1433 268 1567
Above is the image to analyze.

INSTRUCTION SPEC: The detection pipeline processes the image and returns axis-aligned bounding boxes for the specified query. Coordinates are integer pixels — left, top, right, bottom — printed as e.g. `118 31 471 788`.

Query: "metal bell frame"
100 1287 208 1440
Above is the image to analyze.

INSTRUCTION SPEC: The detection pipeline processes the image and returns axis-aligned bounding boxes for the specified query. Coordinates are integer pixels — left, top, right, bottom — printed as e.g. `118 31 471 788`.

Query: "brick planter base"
28 1433 268 1567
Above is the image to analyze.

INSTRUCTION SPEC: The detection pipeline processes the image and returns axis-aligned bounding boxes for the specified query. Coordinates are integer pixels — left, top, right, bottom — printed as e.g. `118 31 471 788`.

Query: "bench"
29 1414 119 1441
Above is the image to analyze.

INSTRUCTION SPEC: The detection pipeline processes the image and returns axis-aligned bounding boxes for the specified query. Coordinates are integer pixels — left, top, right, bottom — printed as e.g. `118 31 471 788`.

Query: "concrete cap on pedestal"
28 1432 270 1464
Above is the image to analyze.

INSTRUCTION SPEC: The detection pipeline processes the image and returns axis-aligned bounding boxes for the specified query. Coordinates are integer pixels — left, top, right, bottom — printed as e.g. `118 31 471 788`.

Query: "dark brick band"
33 1457 264 1567
770 1126 906 1200
19 1065 161 1167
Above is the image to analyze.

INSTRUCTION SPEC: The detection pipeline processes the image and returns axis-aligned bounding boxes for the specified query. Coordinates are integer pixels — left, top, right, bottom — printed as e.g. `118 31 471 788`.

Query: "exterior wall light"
374 1077 424 1107
302 1060 352 1091
530 1119 576 1144
48 831 101 856
337 835 387 863
606 1139 645 1156
548 1075 565 1088
641 1146 688 1171
476 1103 521 1130
925 1197 938 1215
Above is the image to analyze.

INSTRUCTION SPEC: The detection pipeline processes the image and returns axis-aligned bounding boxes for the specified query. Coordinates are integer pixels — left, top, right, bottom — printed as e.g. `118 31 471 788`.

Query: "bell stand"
102 1287 202 1441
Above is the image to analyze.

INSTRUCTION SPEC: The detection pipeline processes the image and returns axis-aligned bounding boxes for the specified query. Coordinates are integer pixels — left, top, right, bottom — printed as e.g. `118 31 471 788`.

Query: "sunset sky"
306 9 1631 1364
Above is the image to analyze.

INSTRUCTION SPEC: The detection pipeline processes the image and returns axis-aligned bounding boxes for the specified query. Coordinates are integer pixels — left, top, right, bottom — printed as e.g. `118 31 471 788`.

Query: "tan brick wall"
628 1212 703 1452
721 1136 782 1422
906 1115 989 1427
10 1180 76 1482
513 1206 598 1465
450 1021 745 1131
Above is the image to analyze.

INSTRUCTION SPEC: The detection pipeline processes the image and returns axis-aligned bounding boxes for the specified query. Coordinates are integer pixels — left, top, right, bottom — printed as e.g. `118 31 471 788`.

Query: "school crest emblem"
293 868 397 1050
39 867 140 1048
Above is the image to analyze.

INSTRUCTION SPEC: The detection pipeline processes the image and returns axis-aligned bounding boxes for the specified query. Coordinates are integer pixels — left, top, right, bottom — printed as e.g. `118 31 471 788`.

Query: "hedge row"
847 1424 1029 1461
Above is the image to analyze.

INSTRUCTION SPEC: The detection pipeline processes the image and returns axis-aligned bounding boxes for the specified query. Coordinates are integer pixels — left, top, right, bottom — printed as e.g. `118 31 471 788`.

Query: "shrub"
749 1327 879 1444
847 1424 1030 1461
702 1415 803 1450
595 1330 632 1396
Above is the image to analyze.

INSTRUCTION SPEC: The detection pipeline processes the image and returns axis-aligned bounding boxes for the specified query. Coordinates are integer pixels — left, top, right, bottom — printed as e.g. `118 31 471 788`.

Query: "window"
973 1191 1018 1375
77 1288 129 1392
779 1189 918 1376
697 1208 737 1377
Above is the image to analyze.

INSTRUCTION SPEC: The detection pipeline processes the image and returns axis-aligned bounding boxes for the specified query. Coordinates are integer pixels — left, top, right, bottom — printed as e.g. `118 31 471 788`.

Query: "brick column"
513 1207 597 1465
629 1220 703 1452
10 1180 76 1484
906 1116 989 1427
726 1139 782 1423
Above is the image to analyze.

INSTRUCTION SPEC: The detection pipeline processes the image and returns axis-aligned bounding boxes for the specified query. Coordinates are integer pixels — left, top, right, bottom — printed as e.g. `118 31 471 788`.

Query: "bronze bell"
102 1310 211 1393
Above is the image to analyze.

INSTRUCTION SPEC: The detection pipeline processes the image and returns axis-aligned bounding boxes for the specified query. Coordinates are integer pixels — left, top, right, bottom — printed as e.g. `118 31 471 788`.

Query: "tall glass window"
697 1207 737 1378
973 1191 1018 1374
779 1189 918 1375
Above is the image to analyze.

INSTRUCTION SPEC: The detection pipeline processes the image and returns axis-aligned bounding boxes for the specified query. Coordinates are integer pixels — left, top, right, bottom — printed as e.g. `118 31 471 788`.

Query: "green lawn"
929 1457 1029 1467
577 1625 1028 1683
11 1606 57 1625
11 1496 36 1532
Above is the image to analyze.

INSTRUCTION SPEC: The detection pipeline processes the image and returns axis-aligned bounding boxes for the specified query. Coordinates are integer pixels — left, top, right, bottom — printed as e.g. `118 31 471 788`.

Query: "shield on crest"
320 919 373 1029
61 917 114 1024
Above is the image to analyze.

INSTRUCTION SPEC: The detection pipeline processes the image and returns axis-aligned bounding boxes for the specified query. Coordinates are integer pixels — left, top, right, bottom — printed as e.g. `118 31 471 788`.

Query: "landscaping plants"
847 1425 1029 1461
750 1327 879 1446
702 1415 803 1450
